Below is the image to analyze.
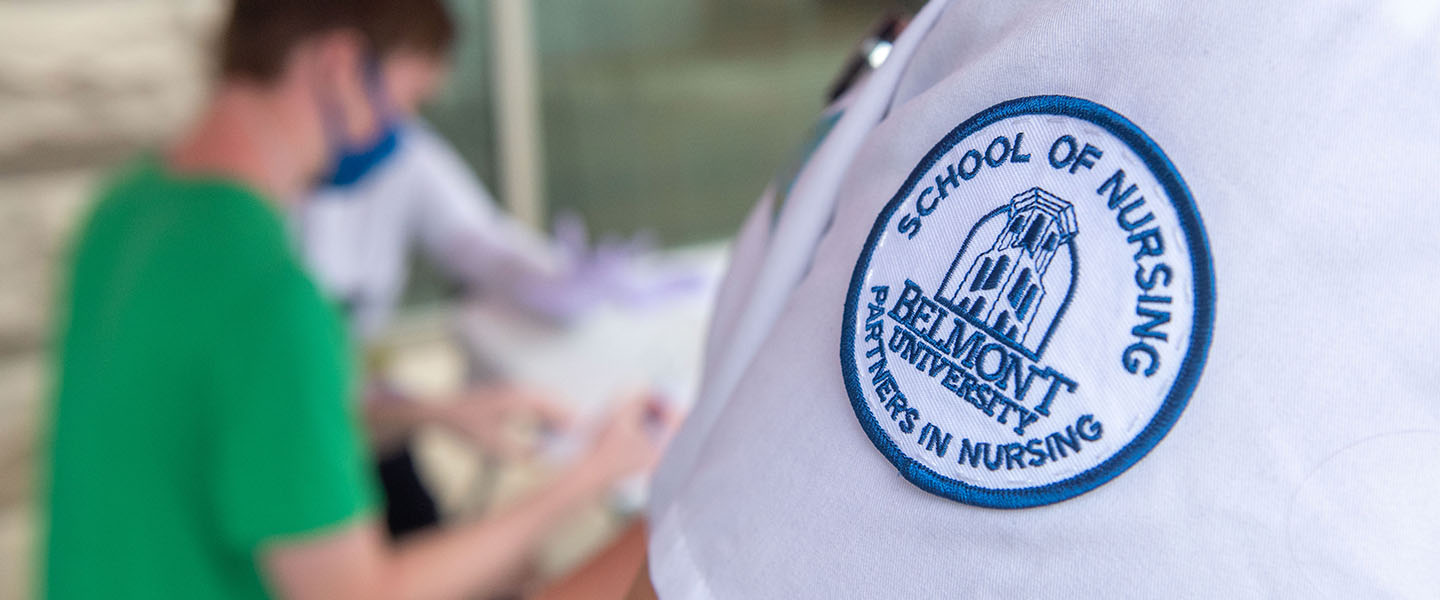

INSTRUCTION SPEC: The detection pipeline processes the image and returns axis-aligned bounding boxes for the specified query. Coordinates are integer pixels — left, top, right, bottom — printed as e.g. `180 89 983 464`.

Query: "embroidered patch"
841 96 1213 508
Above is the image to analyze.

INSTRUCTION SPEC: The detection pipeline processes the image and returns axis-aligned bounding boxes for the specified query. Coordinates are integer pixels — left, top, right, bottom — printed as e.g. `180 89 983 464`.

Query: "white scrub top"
298 121 560 340
648 1 1440 598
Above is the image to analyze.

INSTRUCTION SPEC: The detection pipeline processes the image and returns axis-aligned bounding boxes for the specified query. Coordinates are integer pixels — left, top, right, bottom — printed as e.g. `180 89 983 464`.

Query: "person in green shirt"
40 1 672 598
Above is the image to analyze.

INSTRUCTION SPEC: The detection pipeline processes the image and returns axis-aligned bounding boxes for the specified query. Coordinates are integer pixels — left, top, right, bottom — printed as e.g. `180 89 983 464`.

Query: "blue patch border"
840 95 1215 509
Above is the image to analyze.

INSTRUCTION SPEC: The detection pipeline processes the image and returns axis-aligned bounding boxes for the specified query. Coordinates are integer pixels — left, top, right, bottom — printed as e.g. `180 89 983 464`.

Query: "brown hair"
219 0 456 83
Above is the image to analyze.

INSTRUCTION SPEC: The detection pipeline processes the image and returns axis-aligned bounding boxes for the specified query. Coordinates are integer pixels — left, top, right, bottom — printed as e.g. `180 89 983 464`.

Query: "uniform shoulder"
400 120 476 179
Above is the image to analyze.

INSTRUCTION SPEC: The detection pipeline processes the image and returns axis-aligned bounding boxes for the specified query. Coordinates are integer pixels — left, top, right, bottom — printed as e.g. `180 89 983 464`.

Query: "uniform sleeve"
403 124 566 291
209 262 377 551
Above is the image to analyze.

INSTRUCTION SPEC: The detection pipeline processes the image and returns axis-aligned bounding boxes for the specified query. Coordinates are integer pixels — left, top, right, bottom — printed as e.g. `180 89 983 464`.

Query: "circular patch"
841 95 1213 508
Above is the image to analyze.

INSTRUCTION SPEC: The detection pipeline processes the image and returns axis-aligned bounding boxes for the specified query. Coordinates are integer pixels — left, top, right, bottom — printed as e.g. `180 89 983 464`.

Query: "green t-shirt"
42 158 377 599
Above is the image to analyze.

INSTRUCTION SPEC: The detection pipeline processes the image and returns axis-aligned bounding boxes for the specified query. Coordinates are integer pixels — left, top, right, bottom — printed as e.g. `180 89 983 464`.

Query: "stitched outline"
840 95 1216 509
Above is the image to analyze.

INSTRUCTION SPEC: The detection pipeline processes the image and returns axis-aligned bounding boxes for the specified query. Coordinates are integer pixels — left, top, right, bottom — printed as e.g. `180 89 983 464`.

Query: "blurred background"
0 0 919 596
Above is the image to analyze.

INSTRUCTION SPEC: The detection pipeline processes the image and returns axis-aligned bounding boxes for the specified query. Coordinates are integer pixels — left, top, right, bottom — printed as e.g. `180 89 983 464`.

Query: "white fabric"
648 1 1440 598
297 121 560 340
648 0 954 518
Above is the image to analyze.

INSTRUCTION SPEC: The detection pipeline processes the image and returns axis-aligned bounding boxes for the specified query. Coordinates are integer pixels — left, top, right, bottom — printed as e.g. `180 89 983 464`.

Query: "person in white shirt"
604 1 1440 598
300 121 565 341
292 5 608 543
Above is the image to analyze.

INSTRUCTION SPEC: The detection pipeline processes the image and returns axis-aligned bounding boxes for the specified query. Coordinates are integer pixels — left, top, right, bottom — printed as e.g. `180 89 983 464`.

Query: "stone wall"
0 1 222 595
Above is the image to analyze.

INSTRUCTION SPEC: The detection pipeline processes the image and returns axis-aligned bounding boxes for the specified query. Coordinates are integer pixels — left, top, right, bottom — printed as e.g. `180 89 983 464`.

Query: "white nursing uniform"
298 122 559 340
648 1 1440 598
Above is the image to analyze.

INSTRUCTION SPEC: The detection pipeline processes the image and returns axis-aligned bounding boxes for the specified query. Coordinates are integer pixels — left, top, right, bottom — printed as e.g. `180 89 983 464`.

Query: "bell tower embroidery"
937 187 1077 355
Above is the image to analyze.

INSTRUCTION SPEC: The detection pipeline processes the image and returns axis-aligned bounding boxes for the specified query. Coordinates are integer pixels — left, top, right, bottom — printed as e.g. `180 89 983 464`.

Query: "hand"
435 384 572 459
579 392 681 487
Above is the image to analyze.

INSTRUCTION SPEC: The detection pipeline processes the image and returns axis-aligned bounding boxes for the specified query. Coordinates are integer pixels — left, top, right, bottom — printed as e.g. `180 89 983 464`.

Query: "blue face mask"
323 124 400 188
319 60 403 189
